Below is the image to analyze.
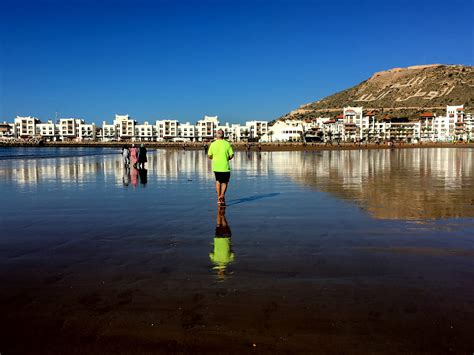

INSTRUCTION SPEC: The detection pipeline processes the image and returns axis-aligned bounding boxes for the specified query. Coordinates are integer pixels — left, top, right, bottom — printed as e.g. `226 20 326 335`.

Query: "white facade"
245 120 268 139
6 105 473 143
15 116 39 138
262 120 304 142
102 122 117 141
114 114 136 140
196 115 219 141
36 120 57 140
156 120 179 140
58 118 82 140
78 122 96 141
464 112 474 141
136 121 155 141
178 122 196 141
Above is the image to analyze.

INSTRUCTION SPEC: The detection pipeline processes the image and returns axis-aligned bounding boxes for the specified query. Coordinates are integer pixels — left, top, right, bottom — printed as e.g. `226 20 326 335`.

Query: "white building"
36 120 57 141
14 116 39 138
135 121 155 141
58 118 81 141
102 121 117 141
156 120 179 141
114 114 136 140
245 120 268 139
464 112 474 141
261 120 304 142
178 122 196 141
342 107 364 141
196 115 219 141
229 124 245 142
78 122 96 141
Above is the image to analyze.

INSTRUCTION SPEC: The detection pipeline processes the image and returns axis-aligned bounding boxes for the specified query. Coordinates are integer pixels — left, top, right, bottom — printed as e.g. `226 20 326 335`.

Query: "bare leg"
219 182 228 201
215 181 221 201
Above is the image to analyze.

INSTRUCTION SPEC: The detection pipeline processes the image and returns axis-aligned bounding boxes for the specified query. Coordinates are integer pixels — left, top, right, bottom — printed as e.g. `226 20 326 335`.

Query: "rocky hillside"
280 64 474 121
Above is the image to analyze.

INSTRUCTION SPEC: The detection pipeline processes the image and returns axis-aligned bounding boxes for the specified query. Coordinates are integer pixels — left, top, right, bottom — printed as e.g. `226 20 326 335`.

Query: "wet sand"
2 235 473 354
0 148 473 354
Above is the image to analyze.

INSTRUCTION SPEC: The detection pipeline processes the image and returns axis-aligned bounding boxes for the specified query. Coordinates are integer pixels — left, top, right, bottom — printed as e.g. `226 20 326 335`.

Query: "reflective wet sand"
0 147 473 353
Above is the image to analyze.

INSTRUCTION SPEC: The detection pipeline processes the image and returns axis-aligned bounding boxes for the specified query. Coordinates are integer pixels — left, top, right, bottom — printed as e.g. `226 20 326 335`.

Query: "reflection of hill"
278 148 474 220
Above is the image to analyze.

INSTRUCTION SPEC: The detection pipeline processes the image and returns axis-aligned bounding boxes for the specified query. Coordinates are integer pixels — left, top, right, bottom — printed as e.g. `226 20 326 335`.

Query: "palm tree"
268 130 273 142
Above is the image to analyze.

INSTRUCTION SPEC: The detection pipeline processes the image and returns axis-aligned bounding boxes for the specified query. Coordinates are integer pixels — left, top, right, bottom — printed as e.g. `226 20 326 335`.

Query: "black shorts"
214 171 231 183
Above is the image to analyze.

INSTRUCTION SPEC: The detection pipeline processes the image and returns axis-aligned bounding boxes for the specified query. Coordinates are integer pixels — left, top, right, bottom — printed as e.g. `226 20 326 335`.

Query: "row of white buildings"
0 115 268 142
0 105 472 143
263 105 474 143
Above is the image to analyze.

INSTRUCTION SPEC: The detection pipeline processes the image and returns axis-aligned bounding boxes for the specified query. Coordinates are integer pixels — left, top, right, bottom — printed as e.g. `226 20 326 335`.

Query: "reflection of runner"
209 207 234 280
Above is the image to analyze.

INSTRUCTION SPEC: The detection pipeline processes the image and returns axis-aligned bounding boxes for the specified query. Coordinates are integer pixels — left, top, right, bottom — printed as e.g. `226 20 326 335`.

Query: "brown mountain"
279 64 474 121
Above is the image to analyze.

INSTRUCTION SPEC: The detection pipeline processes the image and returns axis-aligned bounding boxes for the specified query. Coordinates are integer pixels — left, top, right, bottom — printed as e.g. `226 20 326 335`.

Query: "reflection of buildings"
274 148 474 220
0 150 270 187
2 148 472 220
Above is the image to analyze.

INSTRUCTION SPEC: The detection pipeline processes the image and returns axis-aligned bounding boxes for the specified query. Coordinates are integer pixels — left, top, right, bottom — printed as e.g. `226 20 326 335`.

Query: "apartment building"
36 120 57 141
114 114 136 140
135 121 155 141
178 122 196 141
156 120 179 141
196 115 219 141
14 116 39 138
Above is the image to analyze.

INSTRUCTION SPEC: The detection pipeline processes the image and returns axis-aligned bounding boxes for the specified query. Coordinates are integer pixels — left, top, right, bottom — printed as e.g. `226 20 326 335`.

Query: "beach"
0 147 473 353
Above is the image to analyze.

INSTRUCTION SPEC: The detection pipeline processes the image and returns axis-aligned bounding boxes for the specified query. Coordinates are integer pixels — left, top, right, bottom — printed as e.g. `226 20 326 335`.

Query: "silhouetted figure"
210 207 234 280
138 168 148 186
138 144 147 169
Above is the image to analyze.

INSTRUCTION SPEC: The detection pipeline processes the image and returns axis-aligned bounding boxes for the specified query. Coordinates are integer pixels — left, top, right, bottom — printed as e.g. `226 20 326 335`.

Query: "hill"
279 64 474 121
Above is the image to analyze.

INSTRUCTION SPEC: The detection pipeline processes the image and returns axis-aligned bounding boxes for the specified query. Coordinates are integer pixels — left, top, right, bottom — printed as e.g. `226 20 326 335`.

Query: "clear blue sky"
1 0 472 124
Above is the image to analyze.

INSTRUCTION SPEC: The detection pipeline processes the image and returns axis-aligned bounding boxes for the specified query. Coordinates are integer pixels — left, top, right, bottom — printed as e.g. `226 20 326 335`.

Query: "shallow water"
0 147 473 353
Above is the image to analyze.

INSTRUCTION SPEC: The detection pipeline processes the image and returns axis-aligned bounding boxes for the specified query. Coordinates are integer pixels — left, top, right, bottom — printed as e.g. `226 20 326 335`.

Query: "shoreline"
1 140 473 151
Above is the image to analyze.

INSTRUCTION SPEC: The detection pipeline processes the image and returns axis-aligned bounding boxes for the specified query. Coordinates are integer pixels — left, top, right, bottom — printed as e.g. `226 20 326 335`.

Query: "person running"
208 129 234 206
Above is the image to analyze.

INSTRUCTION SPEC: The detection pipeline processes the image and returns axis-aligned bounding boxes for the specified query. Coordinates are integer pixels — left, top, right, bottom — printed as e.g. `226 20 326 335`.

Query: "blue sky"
1 0 472 124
